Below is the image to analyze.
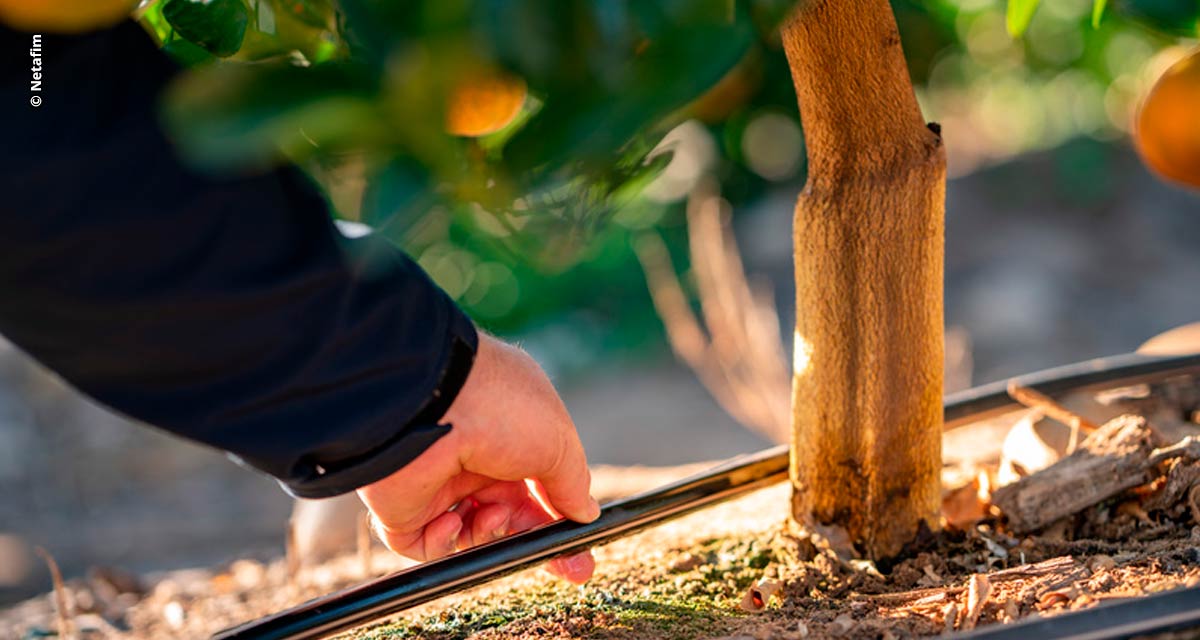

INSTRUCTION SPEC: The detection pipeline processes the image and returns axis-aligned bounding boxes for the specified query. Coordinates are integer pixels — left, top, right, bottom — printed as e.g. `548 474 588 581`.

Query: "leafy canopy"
145 0 1199 226
141 0 796 266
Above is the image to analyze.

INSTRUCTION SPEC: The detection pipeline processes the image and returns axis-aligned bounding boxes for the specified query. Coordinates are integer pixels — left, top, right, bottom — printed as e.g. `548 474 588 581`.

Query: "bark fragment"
992 415 1161 533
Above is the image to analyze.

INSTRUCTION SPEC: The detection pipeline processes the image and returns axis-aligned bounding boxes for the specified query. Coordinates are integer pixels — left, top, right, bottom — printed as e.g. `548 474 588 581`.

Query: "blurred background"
2 0 1200 607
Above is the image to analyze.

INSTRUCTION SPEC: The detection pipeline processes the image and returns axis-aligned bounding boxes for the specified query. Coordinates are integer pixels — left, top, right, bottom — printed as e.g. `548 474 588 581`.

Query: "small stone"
152 579 181 601
669 553 703 572
163 600 185 629
230 559 265 589
831 614 854 635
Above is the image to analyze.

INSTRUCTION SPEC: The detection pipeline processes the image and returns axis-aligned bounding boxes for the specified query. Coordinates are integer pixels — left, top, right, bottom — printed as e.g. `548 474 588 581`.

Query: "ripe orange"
1134 48 1200 189
0 0 136 33
445 72 528 137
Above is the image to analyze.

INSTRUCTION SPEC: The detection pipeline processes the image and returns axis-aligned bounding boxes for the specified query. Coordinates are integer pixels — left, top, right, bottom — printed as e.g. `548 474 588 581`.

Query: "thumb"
537 439 600 523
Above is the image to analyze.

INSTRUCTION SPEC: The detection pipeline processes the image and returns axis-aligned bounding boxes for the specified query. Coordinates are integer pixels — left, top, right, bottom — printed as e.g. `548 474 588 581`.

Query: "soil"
5 379 1200 640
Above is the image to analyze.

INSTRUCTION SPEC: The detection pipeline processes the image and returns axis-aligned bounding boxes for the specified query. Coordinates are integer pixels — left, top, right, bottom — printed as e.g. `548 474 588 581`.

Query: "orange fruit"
0 0 136 33
1134 48 1200 189
445 72 528 137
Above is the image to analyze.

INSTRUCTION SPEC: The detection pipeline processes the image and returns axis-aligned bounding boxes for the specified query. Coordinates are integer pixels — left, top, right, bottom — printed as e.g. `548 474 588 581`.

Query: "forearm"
0 21 476 497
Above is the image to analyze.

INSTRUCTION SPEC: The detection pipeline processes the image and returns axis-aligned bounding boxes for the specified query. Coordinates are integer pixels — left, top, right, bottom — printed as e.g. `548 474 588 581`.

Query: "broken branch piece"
992 415 1157 533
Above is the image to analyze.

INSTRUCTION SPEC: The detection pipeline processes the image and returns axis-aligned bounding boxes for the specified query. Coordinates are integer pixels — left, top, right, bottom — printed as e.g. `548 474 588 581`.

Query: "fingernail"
564 553 591 576
493 512 511 540
587 497 601 521
446 520 463 553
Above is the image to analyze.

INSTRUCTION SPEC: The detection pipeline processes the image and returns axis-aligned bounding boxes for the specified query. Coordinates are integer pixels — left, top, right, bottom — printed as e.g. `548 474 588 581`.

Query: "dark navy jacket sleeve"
0 21 477 498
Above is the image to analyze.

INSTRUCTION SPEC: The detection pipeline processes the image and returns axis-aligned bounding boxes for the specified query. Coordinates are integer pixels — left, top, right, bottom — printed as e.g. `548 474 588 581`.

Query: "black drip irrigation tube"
215 352 1200 640
947 583 1200 640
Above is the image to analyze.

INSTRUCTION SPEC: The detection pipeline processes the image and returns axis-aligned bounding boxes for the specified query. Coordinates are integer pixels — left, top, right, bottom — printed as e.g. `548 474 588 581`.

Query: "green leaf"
163 62 385 167
360 160 435 232
161 33 217 66
1116 0 1200 36
1006 0 1040 37
1092 0 1108 27
162 0 249 58
274 0 335 29
499 1 755 176
744 0 799 33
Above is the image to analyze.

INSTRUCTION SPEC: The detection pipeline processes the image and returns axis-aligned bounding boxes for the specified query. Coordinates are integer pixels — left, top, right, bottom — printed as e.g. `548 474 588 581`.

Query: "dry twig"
285 520 301 594
358 511 373 577
1007 381 1101 453
869 557 1077 604
636 184 790 444
34 546 75 640
942 602 959 633
962 573 992 630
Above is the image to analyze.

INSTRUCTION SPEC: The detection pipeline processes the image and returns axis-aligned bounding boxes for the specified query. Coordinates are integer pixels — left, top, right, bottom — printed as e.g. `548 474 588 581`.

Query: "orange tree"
25 0 1196 560
782 0 1199 559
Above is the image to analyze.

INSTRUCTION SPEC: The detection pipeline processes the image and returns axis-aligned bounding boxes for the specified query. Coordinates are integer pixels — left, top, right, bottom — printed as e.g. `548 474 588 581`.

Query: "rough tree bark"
781 0 947 560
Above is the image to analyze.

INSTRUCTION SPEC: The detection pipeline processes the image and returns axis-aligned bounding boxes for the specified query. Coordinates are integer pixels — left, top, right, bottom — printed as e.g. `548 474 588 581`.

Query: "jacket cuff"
278 303 478 499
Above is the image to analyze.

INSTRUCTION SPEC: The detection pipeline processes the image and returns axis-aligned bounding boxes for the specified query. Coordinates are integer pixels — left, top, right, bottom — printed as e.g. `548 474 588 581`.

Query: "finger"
547 551 596 584
460 502 512 548
537 434 600 524
375 510 462 562
361 471 492 555
421 511 464 561
503 483 596 584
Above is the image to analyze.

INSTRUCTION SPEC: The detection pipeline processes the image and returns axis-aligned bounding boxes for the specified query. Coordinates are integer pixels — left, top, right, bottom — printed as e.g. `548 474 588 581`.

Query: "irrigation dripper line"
946 583 1200 640
214 351 1200 640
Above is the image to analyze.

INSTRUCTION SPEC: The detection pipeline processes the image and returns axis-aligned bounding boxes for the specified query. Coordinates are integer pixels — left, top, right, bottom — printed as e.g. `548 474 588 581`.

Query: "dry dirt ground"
9 480 1200 640
5 376 1200 639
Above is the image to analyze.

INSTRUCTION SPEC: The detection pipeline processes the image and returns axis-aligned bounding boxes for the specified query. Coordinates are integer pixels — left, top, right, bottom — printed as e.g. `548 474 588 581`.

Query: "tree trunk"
781 0 946 560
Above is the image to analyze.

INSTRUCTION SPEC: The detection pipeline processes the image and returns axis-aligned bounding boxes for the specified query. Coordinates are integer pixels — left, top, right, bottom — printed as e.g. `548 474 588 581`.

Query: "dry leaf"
1039 590 1072 609
998 411 1067 485
1116 500 1152 524
918 564 942 587
942 471 991 530
1189 484 1200 523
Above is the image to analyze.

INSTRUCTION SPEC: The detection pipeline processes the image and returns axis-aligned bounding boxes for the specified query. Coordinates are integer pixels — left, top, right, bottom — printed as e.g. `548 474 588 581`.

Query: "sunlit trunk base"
782 0 947 560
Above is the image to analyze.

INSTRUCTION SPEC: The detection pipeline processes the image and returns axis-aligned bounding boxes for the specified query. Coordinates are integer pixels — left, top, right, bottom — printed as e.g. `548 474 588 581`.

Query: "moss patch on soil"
354 534 784 640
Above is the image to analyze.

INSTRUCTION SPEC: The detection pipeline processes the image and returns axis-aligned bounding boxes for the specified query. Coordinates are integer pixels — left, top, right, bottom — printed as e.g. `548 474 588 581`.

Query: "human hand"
357 333 600 583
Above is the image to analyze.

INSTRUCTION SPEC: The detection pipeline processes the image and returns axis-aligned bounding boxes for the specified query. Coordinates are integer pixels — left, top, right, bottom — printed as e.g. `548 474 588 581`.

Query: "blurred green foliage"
139 0 1199 358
